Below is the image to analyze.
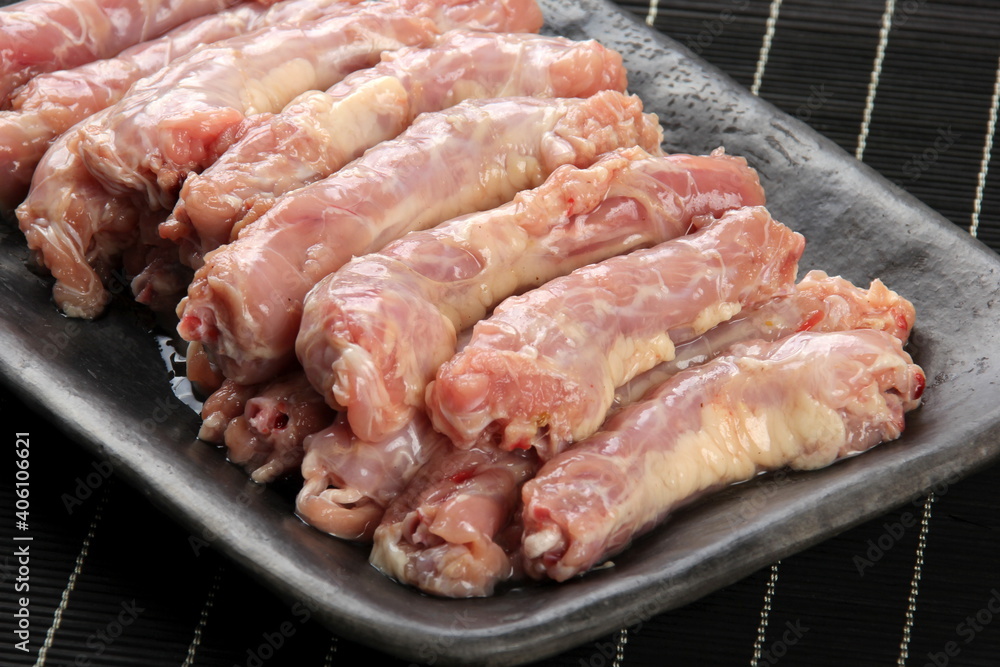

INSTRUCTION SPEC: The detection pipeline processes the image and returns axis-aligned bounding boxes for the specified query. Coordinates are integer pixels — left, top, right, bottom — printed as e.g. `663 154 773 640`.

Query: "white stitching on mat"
323 635 339 667
970 54 1000 237
645 0 659 27
182 565 225 667
896 493 936 666
33 482 113 666
612 627 629 667
856 0 897 160
750 561 781 667
750 0 785 96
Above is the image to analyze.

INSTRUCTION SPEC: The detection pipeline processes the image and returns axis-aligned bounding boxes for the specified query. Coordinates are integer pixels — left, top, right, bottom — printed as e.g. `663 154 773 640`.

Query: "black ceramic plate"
2 0 1000 665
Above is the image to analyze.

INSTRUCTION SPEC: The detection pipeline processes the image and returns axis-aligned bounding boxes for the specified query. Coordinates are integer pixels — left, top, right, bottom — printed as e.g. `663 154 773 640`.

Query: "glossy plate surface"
2 0 999 664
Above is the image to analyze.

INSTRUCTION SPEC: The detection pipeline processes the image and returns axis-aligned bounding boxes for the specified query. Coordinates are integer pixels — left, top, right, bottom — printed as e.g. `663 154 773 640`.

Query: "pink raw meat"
0 0 240 107
296 412 451 541
426 205 804 459
0 0 360 209
177 91 664 384
370 444 537 597
521 330 925 582
76 0 542 209
221 371 335 483
614 269 917 407
297 146 766 442
15 110 147 318
370 271 920 597
199 376 260 443
164 30 627 262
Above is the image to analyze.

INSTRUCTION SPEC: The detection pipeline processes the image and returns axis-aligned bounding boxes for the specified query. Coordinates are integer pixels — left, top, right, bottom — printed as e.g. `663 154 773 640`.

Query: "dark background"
2 0 999 665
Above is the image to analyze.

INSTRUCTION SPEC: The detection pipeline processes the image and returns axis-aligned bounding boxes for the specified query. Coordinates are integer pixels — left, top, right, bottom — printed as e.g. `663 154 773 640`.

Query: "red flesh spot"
796 309 824 332
449 468 476 484
894 308 912 335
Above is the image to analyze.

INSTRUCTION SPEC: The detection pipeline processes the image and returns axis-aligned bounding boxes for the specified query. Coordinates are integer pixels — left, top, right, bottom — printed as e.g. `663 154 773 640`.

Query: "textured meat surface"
367 272 917 597
177 91 664 384
0 0 239 107
199 377 260 443
0 2 265 210
15 111 144 318
74 4 436 209
16 105 191 318
0 0 357 210
221 370 335 483
426 205 804 459
294 330 475 542
124 214 192 313
370 444 538 597
296 147 766 441
166 30 627 259
296 412 451 541
614 269 917 407
0 110 57 211
76 0 540 209
521 330 925 582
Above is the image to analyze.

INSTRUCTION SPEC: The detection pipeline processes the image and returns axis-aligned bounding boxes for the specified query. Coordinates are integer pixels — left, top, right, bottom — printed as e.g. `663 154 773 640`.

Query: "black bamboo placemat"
2 1 999 665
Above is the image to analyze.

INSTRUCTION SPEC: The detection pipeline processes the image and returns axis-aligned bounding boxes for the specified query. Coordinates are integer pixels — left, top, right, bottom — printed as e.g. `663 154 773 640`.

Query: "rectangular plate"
2 0 1000 664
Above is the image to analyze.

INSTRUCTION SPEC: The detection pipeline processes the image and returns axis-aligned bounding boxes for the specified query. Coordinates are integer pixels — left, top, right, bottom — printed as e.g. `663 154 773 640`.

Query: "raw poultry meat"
426 205 804 460
74 3 437 209
10 0 376 316
220 371 335 483
0 0 361 209
521 330 925 582
199 376 260 443
76 0 542 209
297 412 452 541
15 110 147 318
296 272 913 549
186 341 225 396
0 1 265 210
370 444 537 597
165 30 628 262
309 268 910 547
371 271 919 597
296 146 766 442
3 0 930 606
0 0 240 107
15 104 191 318
614 269 916 407
0 110 52 210
294 329 474 542
123 213 192 312
18 0 541 315
177 90 664 385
